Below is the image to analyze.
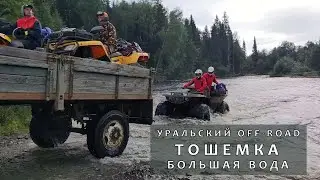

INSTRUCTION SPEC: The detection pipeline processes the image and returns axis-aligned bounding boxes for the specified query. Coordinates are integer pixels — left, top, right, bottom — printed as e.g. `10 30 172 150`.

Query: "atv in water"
155 84 229 121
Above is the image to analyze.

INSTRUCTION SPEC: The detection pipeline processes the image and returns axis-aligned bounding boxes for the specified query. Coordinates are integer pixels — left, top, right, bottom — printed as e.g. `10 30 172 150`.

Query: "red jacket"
183 76 207 93
16 16 38 30
203 72 218 87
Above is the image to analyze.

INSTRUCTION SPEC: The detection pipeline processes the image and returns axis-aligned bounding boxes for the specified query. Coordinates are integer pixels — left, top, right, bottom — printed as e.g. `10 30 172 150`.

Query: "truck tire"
87 110 129 158
217 101 230 114
189 104 210 121
155 101 173 116
86 119 98 157
29 111 71 148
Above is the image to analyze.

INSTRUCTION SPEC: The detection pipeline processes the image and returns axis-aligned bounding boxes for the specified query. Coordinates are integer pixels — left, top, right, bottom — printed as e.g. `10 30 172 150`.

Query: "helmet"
208 66 214 73
195 69 203 76
96 11 109 21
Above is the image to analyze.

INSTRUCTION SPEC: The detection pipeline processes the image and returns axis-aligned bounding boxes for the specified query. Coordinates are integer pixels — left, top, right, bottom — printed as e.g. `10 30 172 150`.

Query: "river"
0 75 319 180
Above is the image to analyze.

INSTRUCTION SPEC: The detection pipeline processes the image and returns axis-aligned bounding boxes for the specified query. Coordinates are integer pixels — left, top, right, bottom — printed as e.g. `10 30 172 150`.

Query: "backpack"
216 83 227 94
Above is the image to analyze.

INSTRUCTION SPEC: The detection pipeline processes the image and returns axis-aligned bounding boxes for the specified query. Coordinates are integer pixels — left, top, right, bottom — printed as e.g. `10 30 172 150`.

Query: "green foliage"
56 0 104 30
0 106 31 135
215 65 229 77
302 71 319 77
252 36 258 64
33 0 63 30
272 56 295 76
309 46 320 71
291 62 312 76
1 0 247 80
0 0 32 21
249 39 320 77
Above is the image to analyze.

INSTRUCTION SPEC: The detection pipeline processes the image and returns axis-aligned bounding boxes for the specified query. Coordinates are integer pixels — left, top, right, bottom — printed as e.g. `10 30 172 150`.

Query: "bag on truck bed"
47 27 95 43
115 38 143 56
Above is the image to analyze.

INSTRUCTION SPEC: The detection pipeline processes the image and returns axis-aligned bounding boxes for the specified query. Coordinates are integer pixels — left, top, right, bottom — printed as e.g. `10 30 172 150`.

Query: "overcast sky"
157 0 320 54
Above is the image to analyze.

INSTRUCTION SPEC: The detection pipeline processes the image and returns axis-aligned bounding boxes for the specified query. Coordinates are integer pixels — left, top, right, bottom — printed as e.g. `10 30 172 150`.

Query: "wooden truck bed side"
0 47 154 158
0 47 152 109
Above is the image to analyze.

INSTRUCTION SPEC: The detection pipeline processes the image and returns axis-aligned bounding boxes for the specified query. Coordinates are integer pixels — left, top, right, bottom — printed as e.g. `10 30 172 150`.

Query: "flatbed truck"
0 46 153 158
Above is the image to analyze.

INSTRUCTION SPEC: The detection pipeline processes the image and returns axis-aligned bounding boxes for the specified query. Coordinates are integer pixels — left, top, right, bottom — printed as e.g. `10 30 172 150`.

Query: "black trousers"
11 39 39 50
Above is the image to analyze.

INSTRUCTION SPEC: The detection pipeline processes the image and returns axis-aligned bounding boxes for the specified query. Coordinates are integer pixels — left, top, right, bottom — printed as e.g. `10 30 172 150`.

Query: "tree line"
248 38 320 77
1 0 319 80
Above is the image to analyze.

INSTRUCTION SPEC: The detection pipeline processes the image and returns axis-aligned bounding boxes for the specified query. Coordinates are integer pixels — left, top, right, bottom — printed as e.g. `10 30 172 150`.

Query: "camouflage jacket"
99 21 117 46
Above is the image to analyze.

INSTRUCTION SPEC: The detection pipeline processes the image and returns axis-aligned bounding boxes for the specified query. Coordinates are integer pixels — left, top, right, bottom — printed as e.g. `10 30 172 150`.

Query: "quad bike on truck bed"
44 26 149 66
155 86 229 120
0 46 153 158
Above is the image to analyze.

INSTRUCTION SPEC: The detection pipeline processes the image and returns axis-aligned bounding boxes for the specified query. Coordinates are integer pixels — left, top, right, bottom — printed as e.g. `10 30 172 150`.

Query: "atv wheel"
30 110 71 148
155 101 173 116
217 101 230 114
87 110 129 158
189 104 210 121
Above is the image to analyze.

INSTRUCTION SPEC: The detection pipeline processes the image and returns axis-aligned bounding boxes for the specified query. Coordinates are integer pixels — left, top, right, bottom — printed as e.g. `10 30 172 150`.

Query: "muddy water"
0 76 320 180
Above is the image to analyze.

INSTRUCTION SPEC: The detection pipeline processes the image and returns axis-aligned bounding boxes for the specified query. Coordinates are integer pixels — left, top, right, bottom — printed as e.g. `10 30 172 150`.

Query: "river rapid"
0 75 319 180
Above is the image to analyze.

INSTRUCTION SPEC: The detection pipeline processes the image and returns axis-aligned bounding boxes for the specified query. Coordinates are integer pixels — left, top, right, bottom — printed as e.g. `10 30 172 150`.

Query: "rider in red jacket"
0 4 41 49
203 66 218 88
183 69 207 93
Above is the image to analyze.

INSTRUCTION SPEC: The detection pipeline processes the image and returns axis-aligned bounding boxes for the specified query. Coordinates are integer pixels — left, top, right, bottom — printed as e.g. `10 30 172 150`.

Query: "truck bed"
0 47 152 105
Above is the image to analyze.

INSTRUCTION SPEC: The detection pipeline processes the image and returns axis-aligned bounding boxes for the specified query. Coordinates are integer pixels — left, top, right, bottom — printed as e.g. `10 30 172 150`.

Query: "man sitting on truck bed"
96 11 117 54
0 4 42 50
183 69 207 94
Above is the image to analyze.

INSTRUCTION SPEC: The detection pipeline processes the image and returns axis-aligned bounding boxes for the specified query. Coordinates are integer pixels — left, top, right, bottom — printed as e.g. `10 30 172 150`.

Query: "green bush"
215 65 230 77
0 106 31 135
302 71 319 77
256 58 269 75
291 62 312 76
272 56 295 76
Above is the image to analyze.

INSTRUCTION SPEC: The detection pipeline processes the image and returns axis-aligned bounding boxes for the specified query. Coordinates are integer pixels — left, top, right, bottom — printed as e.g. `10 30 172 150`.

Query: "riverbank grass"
0 106 31 136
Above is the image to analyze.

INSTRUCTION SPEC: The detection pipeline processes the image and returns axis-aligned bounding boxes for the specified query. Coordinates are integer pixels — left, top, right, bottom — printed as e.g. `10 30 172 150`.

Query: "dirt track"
1 76 320 180
0 133 155 180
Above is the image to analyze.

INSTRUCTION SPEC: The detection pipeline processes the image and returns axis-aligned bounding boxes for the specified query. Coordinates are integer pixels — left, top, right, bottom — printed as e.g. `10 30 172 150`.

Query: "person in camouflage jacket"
96 11 117 53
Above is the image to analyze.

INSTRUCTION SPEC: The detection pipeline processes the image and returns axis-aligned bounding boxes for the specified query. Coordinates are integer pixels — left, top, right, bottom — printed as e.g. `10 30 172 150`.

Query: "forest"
1 0 320 79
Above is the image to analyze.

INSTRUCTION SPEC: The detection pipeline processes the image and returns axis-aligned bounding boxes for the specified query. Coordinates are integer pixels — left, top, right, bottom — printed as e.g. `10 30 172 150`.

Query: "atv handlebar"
12 28 26 39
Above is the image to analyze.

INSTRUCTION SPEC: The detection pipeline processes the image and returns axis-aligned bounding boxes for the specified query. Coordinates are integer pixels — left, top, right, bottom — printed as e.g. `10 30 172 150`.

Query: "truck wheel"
87 110 129 158
189 104 210 121
217 101 230 114
30 111 71 148
86 119 98 157
155 101 173 116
